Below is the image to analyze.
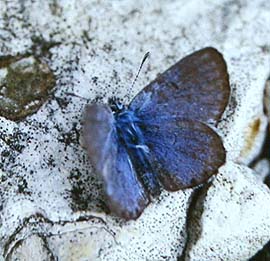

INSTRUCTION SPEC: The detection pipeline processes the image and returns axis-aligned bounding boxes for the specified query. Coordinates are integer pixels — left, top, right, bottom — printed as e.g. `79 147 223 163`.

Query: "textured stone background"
0 1 270 260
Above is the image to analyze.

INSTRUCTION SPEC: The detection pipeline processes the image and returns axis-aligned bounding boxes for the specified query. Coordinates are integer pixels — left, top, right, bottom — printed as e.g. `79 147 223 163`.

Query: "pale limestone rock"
1 0 270 260
253 159 270 182
6 235 52 261
185 162 270 261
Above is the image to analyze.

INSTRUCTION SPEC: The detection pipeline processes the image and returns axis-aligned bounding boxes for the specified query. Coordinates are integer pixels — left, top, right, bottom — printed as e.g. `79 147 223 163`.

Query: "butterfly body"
83 47 230 220
108 100 161 197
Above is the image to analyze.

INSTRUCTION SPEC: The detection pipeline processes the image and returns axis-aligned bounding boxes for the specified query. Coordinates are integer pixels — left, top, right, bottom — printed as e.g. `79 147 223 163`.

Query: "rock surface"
0 55 55 121
0 0 270 260
185 162 270 261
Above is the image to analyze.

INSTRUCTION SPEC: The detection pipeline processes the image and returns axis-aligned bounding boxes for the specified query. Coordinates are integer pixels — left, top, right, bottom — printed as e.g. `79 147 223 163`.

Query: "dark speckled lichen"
0 55 55 121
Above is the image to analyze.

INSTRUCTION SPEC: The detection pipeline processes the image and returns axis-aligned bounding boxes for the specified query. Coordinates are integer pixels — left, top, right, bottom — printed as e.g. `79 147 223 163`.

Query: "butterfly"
82 47 230 220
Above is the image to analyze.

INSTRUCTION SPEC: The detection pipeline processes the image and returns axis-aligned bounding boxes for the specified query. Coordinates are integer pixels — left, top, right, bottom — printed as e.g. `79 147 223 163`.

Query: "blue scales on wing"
129 47 230 190
130 47 230 126
138 119 225 190
83 104 150 220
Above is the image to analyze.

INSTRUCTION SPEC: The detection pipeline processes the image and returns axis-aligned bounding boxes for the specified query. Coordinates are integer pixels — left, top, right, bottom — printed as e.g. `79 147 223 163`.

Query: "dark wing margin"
130 47 230 125
83 104 149 220
139 118 226 190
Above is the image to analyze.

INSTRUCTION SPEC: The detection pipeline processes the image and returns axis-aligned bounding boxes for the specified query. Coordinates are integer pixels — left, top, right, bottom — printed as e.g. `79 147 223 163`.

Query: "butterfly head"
108 97 126 114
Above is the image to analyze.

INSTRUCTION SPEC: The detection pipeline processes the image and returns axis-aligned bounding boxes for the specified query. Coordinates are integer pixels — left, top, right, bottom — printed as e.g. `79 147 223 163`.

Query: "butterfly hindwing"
130 47 230 126
138 118 226 190
83 104 149 220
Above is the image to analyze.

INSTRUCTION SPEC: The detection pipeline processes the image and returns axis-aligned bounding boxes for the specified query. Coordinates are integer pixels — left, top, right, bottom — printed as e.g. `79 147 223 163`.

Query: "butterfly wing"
138 118 225 190
129 47 229 190
130 47 230 125
83 104 149 220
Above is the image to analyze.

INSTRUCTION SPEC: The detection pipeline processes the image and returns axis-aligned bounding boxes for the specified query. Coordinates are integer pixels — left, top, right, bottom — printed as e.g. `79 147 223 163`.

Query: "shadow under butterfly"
82 47 230 220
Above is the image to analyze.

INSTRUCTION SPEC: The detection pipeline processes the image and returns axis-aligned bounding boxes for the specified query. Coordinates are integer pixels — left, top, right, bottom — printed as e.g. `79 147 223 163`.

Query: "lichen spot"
240 118 261 158
0 55 55 121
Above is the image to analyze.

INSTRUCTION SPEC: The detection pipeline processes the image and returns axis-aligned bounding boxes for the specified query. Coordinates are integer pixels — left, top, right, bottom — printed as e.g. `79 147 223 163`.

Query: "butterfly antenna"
130 52 150 90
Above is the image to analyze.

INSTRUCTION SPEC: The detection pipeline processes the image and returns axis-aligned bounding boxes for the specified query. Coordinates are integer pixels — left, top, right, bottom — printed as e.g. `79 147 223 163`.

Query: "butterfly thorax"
114 109 147 154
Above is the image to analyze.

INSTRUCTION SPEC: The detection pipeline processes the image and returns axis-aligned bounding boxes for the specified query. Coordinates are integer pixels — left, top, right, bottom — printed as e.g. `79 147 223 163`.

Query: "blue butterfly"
83 47 230 220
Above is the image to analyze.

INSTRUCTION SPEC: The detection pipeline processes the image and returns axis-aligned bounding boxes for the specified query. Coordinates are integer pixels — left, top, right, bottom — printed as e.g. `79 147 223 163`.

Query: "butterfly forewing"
130 47 230 126
83 104 149 220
